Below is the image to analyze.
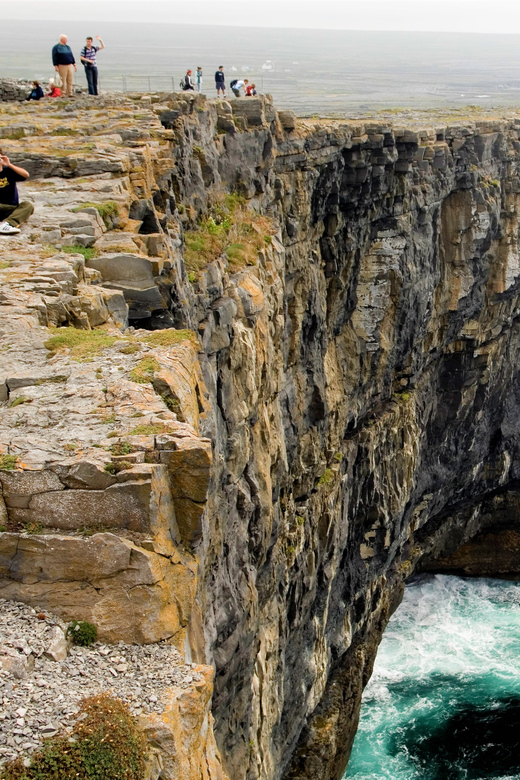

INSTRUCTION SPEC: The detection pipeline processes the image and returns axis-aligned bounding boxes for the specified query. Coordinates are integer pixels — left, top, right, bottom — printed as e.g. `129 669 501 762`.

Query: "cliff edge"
1 88 520 779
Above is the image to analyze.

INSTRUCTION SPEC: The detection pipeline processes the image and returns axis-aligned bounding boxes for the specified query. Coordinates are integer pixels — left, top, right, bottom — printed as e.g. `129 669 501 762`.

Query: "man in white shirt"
231 78 248 98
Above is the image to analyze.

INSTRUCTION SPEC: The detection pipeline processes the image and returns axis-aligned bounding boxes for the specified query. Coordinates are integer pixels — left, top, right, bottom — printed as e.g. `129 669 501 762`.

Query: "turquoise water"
346 574 520 780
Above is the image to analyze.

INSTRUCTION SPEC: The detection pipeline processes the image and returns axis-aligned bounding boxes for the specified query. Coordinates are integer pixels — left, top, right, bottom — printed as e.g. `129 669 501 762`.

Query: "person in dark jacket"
51 34 77 97
183 70 195 91
0 149 34 235
215 66 226 98
27 81 44 101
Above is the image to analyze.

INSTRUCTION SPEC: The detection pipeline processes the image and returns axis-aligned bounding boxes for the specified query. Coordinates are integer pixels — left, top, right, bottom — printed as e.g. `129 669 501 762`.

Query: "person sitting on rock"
26 81 44 101
182 70 195 91
0 150 34 235
46 78 61 98
245 83 257 96
231 78 248 98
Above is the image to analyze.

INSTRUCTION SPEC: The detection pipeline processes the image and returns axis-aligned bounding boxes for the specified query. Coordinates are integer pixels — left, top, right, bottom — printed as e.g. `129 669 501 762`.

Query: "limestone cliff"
2 90 520 780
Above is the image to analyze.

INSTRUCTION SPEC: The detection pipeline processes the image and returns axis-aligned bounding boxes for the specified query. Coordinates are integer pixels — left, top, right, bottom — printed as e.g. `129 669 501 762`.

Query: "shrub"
1 693 146 780
67 620 97 647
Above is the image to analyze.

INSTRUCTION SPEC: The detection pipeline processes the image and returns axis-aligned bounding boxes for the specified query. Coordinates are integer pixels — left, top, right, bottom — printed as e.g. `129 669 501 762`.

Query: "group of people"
27 79 62 100
52 33 105 97
182 66 257 98
27 34 106 100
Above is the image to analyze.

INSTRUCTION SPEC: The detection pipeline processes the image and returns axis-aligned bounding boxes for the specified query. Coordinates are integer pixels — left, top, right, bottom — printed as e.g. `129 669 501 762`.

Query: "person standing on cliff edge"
0 150 34 235
52 34 77 97
215 65 226 98
80 35 105 96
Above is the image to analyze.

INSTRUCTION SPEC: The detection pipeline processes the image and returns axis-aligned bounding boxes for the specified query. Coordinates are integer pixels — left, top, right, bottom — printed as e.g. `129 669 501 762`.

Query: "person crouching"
0 150 34 235
47 78 61 97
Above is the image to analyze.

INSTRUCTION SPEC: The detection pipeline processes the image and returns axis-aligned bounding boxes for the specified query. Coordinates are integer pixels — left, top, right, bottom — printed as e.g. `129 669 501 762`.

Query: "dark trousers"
0 201 34 227
84 65 98 95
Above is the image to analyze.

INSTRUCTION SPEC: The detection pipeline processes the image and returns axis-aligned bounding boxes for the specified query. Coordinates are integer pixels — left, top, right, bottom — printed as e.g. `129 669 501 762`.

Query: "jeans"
0 201 34 227
84 65 98 95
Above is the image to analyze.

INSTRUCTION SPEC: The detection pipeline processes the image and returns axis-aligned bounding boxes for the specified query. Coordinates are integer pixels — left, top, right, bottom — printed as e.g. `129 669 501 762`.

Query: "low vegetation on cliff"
184 192 273 276
1 694 146 780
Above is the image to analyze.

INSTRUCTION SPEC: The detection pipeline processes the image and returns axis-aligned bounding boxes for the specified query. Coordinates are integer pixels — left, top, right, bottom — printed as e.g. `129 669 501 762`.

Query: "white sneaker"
0 222 20 235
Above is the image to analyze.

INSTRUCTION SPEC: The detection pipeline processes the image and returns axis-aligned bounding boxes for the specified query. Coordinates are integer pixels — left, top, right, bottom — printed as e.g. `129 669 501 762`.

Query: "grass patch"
24 521 44 535
44 327 116 360
9 396 32 408
183 192 273 276
118 343 140 355
110 441 132 456
104 460 133 475
317 468 334 487
129 357 160 384
1 693 146 780
127 424 165 436
0 260 11 270
72 201 120 227
140 329 196 348
61 245 98 261
6 128 24 140
35 375 68 385
0 454 17 470
50 127 79 136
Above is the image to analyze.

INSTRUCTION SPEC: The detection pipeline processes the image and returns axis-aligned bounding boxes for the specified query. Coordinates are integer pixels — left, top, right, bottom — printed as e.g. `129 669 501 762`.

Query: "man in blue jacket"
215 66 226 98
52 34 77 98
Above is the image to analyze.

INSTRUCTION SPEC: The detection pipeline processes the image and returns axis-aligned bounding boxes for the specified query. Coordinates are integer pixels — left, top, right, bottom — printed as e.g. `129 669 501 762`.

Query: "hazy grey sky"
3 0 520 34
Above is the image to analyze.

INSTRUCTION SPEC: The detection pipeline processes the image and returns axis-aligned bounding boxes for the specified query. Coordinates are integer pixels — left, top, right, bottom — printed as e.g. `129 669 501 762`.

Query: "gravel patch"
0 598 199 765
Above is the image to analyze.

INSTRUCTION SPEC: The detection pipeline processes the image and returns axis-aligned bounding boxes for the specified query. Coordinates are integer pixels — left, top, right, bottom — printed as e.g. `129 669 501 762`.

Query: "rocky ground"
0 598 201 765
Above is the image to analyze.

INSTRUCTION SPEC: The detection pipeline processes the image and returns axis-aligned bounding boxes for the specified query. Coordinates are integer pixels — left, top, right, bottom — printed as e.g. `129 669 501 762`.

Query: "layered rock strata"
2 93 520 780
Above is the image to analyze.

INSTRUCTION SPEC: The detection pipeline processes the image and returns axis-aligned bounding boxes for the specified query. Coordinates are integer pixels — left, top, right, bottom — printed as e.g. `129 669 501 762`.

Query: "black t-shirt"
215 70 225 84
0 166 25 206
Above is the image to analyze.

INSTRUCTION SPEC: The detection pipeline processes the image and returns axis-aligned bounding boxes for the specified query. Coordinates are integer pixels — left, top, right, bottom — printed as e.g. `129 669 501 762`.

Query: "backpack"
230 79 238 88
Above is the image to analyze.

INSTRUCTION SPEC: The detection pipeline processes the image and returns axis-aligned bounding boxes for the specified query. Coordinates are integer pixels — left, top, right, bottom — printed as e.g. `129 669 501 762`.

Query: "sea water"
346 574 520 780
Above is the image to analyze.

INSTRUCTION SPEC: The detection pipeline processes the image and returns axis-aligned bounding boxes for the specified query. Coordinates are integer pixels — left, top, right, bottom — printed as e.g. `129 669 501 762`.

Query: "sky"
3 0 520 35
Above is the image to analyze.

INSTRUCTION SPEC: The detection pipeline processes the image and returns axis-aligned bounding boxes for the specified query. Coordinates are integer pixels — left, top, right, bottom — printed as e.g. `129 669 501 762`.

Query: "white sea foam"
346 575 520 779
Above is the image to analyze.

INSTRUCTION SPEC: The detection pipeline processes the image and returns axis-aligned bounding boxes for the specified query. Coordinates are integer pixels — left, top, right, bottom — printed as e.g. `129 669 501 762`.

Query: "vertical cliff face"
3 92 520 780
159 98 520 780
